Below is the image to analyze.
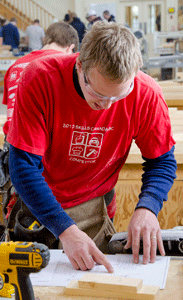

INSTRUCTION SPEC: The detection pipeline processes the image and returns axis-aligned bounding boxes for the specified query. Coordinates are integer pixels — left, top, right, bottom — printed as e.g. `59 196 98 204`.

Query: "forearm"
136 146 177 216
9 145 75 238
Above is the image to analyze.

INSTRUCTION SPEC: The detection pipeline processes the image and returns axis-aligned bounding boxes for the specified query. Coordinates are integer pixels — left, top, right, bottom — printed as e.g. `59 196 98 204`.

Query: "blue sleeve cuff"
135 146 177 217
41 211 76 238
135 194 162 217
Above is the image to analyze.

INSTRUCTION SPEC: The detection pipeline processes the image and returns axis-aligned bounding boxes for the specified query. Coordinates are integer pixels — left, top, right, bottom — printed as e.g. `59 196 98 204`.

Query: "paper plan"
30 250 170 289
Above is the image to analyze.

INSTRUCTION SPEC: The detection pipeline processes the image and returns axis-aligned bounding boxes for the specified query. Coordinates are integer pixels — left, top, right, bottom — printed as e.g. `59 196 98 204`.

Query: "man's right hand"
59 224 114 273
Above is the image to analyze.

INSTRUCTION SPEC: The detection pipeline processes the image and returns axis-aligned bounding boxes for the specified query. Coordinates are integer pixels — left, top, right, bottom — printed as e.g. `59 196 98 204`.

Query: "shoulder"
26 25 32 31
34 52 78 68
134 71 166 109
20 53 78 87
135 71 163 94
15 26 19 33
3 24 8 30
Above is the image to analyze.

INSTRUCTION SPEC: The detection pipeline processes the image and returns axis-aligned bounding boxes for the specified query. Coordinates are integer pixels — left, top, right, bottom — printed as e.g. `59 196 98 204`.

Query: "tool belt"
2 187 116 253
59 196 117 253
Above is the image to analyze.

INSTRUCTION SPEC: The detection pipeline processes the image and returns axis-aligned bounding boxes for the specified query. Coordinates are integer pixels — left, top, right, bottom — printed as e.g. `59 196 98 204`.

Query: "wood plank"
157 81 183 87
0 129 4 148
164 95 183 108
126 140 183 165
162 86 183 93
65 280 159 300
78 274 143 293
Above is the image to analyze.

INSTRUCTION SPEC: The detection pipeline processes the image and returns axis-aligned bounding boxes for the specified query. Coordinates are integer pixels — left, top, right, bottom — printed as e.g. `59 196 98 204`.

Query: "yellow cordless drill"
0 241 50 300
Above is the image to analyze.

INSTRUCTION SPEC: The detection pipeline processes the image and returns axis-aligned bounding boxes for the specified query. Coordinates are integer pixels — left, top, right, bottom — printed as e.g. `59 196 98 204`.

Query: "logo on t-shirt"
10 71 17 81
69 131 103 159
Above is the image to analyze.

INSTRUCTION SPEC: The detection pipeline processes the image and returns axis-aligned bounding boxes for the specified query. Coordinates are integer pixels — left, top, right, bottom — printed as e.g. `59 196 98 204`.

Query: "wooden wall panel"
158 182 183 228
114 180 140 232
114 169 183 232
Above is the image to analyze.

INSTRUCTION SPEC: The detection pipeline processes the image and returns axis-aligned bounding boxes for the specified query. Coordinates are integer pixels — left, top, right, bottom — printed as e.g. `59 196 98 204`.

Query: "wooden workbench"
32 259 183 300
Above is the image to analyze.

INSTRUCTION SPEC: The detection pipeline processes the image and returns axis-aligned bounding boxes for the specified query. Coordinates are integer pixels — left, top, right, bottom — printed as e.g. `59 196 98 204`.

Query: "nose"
100 99 113 109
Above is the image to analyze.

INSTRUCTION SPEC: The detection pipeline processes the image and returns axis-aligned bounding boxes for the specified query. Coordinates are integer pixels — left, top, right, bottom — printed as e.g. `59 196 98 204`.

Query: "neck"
42 43 69 53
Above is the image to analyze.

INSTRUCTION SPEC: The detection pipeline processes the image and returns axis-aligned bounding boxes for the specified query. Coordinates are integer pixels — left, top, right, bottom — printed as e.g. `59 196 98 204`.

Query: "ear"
66 44 75 54
75 57 82 73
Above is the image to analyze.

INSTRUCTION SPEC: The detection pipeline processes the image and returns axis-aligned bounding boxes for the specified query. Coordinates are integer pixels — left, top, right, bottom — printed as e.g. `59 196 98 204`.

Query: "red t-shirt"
3 49 60 135
7 53 175 209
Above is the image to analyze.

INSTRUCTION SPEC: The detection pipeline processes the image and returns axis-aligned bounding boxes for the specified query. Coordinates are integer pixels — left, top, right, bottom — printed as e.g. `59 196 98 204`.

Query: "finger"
69 257 80 270
92 249 114 273
142 230 151 264
150 232 157 263
157 230 165 256
124 227 132 249
80 251 95 270
132 229 141 263
73 255 88 271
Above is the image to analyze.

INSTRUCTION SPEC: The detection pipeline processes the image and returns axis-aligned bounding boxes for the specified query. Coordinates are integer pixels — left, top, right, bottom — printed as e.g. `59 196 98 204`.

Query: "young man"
25 19 45 51
7 21 176 273
3 21 78 136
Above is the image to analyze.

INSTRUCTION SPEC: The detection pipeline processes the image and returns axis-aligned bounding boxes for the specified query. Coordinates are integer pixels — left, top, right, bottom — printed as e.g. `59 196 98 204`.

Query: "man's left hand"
124 208 165 264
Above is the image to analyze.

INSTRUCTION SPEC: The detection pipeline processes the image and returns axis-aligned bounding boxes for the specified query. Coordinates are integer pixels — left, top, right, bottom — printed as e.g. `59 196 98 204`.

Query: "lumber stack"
64 274 159 299
156 80 183 109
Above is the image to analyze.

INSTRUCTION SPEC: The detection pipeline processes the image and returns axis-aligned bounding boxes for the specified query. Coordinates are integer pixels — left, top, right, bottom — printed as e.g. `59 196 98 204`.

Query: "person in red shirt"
2 21 79 136
7 21 176 272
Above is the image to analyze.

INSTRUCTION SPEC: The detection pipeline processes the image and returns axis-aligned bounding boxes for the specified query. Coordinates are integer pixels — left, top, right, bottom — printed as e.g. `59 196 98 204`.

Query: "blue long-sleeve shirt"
0 23 19 49
9 145 177 238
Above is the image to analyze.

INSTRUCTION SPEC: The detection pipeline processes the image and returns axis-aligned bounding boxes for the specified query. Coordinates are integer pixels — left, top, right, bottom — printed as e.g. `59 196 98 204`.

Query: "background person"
0 18 6 46
85 10 102 30
0 17 19 50
25 19 45 51
2 21 78 137
64 12 86 45
103 10 116 22
7 21 176 272
0 21 78 190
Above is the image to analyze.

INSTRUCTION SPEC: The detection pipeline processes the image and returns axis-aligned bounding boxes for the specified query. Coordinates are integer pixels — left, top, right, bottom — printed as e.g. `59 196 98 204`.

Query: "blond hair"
43 21 79 52
79 21 143 83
